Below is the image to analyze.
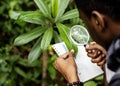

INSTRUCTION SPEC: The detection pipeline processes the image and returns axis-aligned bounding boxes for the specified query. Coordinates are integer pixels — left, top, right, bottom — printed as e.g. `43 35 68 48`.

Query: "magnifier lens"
69 25 89 45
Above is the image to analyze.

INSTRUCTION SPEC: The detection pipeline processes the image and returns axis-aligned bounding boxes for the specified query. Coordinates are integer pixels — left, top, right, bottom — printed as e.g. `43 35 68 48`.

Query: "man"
54 0 120 86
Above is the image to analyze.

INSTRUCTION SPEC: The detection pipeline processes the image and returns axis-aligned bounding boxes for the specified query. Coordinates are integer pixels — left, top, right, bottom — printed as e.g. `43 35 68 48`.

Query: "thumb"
69 49 75 58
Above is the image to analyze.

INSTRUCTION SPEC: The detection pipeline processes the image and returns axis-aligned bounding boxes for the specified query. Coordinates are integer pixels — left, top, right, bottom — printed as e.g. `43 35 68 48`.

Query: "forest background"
0 0 103 86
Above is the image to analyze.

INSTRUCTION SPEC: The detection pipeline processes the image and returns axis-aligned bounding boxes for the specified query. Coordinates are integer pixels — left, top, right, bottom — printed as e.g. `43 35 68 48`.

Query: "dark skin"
54 9 120 85
85 41 106 66
79 10 116 50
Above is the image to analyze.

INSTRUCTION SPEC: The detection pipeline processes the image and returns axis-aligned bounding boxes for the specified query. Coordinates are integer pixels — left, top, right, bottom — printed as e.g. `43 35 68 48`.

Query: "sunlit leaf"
41 27 53 51
9 11 21 20
95 75 103 81
84 81 97 86
51 0 59 18
17 11 45 25
56 23 78 55
14 27 46 46
59 9 79 22
34 0 51 18
55 0 70 22
28 37 42 64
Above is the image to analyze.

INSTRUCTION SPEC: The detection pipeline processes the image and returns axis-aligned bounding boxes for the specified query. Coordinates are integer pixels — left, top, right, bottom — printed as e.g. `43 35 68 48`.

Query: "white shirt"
105 63 115 83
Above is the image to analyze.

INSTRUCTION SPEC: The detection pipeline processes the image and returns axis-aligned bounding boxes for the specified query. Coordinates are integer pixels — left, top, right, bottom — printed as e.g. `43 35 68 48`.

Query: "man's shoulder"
109 68 120 86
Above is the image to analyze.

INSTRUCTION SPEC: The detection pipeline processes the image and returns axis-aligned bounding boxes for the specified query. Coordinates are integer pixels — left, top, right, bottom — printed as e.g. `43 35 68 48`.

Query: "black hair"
75 0 120 22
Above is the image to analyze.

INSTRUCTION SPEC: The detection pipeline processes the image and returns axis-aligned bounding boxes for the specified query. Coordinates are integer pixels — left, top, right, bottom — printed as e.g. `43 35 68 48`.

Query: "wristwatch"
68 81 83 86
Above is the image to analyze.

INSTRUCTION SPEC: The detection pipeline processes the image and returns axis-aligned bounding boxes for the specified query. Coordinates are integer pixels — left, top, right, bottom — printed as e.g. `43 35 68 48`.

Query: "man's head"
75 0 120 50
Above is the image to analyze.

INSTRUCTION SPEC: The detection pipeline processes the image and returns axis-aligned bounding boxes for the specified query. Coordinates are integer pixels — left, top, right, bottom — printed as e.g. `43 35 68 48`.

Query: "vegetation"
0 0 103 86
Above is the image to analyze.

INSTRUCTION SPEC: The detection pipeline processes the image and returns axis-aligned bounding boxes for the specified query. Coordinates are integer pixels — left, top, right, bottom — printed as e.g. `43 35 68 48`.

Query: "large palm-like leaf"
28 37 42 63
55 0 70 22
34 0 51 18
41 27 53 51
59 9 79 22
51 0 59 18
56 23 78 55
17 11 45 25
14 27 46 46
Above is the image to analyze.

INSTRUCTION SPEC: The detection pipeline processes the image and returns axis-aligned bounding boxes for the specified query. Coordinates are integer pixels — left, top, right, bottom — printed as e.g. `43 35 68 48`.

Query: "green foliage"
84 75 104 86
0 0 104 86
0 0 44 86
0 0 80 85
12 0 79 63
14 27 47 46
40 27 53 51
17 11 45 25
56 23 78 54
0 54 42 86
34 0 51 18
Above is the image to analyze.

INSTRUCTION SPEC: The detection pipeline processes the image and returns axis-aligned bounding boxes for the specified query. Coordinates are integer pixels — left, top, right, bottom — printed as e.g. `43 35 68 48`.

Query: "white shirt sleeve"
105 63 115 83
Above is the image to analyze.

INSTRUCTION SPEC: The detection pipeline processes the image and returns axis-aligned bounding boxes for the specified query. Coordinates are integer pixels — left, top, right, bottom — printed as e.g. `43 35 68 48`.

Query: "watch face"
69 25 90 46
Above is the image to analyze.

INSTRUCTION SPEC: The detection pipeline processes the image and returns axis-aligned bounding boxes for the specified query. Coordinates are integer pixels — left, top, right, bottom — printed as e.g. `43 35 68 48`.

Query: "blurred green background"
0 0 103 86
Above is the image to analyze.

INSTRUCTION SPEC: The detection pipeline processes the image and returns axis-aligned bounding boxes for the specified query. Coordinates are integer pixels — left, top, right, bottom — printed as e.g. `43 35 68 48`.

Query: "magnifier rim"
69 25 90 46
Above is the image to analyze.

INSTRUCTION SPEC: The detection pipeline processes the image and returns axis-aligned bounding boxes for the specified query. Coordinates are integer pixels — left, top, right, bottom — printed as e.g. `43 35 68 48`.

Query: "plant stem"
41 50 48 86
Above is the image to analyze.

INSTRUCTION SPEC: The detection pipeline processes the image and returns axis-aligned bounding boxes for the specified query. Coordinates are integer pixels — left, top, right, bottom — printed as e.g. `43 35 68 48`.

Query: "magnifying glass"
69 25 90 46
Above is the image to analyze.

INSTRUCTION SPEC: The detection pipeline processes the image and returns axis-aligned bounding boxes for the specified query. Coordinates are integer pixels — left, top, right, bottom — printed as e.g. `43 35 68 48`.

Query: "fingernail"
86 44 89 48
88 50 92 53
98 51 101 54
92 49 95 53
71 49 74 53
102 54 105 57
63 56 69 60
90 42 96 45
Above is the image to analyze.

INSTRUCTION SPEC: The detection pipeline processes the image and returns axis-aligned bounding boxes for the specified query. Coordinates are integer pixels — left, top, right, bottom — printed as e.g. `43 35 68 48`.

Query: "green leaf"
53 31 62 43
28 37 42 64
95 75 103 81
55 0 70 22
34 0 51 18
41 27 53 51
17 11 45 25
14 27 46 46
9 11 21 20
70 17 80 25
48 65 56 79
59 9 79 22
15 67 28 79
56 23 78 55
51 0 59 18
84 81 97 86
28 60 42 67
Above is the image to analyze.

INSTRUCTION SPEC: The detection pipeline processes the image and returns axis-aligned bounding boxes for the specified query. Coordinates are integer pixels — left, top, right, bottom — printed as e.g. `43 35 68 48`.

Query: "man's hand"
85 42 107 66
54 49 79 83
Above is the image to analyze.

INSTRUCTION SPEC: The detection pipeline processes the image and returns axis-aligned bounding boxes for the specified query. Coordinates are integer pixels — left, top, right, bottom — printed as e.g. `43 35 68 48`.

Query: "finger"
59 52 69 59
85 42 97 48
87 49 99 58
90 41 97 45
87 53 99 58
97 59 106 66
54 58 59 69
85 43 106 54
68 49 75 60
86 48 97 54
93 50 102 58
91 54 105 63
